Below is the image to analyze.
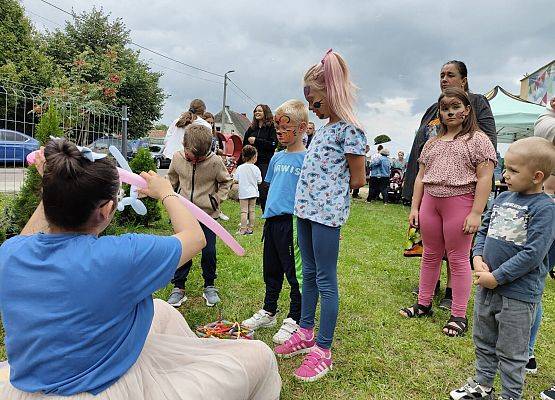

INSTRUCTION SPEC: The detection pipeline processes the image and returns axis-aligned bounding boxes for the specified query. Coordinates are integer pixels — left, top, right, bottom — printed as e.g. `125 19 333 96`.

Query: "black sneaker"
526 356 537 374
541 385 555 400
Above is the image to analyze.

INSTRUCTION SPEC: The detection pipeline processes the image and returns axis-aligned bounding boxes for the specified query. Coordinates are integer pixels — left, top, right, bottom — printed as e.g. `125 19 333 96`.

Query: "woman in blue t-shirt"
0 139 280 399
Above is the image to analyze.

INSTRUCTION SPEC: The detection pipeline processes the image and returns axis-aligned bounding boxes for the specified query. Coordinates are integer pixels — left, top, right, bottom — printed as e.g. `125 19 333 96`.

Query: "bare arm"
409 164 425 227
138 171 206 268
21 201 49 235
346 154 366 189
463 161 494 234
21 148 49 235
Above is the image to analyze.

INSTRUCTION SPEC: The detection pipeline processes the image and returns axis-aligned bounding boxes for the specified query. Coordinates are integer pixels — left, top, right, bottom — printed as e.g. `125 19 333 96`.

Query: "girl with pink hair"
274 49 367 382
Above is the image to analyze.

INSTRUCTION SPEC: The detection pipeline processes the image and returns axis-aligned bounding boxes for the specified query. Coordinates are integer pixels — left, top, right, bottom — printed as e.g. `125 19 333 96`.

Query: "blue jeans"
528 300 543 357
297 218 340 349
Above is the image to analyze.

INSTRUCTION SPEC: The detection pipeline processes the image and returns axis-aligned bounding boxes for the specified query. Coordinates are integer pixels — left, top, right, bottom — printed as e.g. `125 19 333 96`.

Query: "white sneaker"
272 318 300 344
242 309 277 330
219 212 229 221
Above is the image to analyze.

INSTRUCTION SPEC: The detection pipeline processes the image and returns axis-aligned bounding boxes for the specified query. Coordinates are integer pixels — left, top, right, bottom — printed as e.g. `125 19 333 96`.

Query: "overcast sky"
23 0 552 154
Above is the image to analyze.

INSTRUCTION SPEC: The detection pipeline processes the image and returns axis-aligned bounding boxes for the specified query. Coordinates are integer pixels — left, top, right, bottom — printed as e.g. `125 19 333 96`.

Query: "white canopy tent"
485 86 545 144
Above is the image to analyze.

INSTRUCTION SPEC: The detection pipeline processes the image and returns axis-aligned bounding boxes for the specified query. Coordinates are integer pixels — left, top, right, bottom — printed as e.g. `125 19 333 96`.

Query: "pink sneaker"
294 346 333 382
274 328 315 358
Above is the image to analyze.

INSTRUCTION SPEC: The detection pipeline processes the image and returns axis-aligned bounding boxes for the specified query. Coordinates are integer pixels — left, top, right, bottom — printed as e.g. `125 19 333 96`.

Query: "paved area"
0 167 26 193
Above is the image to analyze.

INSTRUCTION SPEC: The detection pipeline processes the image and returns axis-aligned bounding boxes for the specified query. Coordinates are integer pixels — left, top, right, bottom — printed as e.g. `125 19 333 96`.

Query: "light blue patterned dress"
294 121 367 227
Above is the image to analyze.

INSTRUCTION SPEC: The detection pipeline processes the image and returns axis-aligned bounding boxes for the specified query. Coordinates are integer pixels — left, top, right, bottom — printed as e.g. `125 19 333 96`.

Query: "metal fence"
0 80 126 194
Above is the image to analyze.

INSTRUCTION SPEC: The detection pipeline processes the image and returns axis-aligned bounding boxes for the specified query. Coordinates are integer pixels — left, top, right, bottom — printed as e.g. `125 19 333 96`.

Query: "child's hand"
473 256 490 273
473 271 498 289
137 171 174 200
463 211 481 234
35 147 46 177
408 208 419 227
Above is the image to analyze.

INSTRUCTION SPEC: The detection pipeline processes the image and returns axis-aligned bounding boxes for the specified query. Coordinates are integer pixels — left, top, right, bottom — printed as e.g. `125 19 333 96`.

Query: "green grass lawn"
1 199 554 399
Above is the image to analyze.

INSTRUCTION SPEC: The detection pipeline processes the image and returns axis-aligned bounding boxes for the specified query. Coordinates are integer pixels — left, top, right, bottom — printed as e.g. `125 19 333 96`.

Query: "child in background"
242 100 307 344
400 87 496 338
235 145 262 235
274 50 367 382
450 136 555 400
167 124 232 308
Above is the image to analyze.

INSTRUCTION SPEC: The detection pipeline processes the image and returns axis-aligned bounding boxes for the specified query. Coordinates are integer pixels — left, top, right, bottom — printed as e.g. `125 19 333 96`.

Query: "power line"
37 0 224 78
130 43 223 78
26 6 224 86
25 8 63 28
227 85 254 107
146 59 222 85
227 78 258 105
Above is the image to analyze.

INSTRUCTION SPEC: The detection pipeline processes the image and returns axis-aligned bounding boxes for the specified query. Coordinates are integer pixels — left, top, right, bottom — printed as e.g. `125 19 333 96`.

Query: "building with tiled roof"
214 106 251 137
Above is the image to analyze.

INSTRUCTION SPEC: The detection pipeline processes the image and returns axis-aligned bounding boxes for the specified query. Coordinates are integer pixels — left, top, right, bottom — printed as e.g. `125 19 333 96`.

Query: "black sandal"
399 303 433 318
443 315 468 337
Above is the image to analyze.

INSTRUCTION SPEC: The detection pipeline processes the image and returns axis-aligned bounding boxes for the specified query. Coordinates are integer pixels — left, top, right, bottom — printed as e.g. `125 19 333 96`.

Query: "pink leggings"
418 192 474 317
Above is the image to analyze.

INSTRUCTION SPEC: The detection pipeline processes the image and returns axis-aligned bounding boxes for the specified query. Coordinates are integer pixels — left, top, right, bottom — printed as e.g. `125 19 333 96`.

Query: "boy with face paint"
242 100 308 345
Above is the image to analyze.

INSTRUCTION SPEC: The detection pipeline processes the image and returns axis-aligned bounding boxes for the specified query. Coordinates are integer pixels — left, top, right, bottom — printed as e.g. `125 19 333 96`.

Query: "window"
0 130 19 141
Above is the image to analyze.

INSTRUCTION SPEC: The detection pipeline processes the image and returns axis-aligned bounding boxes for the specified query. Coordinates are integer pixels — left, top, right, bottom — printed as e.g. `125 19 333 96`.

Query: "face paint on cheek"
455 111 466 120
278 130 296 144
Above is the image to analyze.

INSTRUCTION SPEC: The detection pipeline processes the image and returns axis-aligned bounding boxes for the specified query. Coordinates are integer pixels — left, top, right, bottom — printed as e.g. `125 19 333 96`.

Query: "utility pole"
220 70 235 135
121 105 128 158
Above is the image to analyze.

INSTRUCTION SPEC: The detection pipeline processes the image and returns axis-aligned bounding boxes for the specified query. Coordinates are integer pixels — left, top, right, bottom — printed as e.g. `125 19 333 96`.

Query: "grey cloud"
24 0 552 137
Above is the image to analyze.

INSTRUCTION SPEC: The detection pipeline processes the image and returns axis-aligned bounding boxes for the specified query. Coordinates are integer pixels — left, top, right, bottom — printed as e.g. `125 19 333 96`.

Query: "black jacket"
242 124 277 165
402 93 497 202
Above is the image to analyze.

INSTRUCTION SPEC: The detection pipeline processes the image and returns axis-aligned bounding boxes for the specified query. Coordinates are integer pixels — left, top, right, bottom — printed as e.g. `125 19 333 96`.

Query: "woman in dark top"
403 61 497 203
402 60 497 309
242 104 277 212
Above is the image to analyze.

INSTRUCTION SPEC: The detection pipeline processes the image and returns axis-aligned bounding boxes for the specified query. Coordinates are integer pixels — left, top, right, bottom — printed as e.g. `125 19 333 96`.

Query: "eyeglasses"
312 99 324 109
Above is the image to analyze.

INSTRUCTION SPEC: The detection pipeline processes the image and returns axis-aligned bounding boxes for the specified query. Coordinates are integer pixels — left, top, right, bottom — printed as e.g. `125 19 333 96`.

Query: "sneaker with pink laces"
274 328 315 358
294 346 333 382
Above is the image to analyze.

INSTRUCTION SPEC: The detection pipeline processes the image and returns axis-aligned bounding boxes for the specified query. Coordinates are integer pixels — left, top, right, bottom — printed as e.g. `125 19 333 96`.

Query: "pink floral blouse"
419 130 496 197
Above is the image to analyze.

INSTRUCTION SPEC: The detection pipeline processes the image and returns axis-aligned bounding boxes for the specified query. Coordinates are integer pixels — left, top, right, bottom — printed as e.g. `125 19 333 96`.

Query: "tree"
116 148 161 227
9 106 64 232
153 123 169 131
374 134 391 145
43 8 165 139
0 0 56 86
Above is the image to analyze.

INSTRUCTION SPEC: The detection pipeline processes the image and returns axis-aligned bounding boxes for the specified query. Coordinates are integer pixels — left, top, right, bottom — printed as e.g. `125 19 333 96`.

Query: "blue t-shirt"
263 150 306 218
294 121 367 227
0 233 181 395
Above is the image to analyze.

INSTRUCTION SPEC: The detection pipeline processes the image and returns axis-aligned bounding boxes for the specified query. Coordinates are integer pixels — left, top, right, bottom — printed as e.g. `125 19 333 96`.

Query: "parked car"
0 129 40 165
87 137 136 159
149 145 171 169
127 139 150 158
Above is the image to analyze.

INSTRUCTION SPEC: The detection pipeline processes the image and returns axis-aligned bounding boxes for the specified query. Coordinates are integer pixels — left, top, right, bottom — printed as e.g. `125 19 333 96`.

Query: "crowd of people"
0 50 554 400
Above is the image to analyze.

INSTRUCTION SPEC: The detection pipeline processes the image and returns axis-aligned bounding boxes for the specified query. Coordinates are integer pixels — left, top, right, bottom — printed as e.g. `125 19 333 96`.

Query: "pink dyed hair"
303 50 362 129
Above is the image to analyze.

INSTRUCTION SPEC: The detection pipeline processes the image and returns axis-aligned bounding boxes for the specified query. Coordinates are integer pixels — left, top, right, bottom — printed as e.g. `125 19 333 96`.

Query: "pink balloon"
117 169 245 256
26 151 245 256
26 151 36 165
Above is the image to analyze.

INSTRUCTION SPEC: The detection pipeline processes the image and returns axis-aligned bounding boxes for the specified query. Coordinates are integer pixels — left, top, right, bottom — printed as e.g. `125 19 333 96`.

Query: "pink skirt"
0 299 281 400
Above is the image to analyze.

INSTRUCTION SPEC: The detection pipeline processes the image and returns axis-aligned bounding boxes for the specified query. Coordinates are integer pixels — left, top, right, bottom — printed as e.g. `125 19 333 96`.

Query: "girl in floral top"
400 87 496 337
274 50 367 382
